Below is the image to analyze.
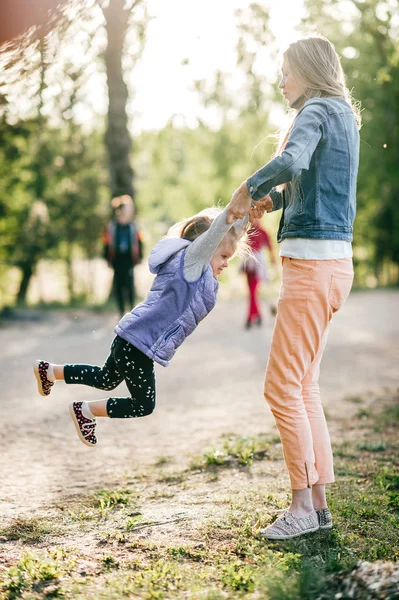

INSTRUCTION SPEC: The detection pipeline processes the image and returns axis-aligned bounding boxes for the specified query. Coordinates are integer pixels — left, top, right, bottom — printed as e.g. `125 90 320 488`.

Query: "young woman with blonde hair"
229 35 361 539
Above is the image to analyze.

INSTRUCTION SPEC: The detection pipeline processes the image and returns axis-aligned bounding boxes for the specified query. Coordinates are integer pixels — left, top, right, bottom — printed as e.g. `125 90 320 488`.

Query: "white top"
280 238 352 260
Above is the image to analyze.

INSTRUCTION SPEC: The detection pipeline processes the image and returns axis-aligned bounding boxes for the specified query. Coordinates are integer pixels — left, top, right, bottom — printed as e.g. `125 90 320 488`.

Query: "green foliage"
94 489 132 517
0 517 55 543
101 553 120 572
1 549 76 599
356 440 386 452
1 0 398 308
125 514 145 530
221 561 256 592
190 434 272 470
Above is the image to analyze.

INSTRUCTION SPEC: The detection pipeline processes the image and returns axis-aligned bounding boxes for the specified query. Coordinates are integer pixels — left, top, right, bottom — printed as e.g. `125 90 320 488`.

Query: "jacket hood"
149 237 191 274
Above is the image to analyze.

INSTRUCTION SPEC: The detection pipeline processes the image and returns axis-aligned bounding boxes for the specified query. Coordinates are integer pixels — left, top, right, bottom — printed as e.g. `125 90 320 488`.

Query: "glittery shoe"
260 510 319 540
316 508 333 530
69 402 97 447
33 360 55 396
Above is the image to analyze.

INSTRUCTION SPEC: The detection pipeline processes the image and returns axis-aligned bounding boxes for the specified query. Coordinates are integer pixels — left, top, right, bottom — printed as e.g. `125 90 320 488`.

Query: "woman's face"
279 57 305 108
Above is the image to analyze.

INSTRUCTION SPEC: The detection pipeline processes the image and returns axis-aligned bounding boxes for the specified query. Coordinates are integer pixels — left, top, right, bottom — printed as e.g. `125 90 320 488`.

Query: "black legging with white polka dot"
64 336 156 418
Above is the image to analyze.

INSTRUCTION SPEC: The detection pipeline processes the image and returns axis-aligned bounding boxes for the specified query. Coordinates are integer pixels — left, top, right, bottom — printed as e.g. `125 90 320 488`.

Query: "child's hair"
276 34 361 202
168 207 250 259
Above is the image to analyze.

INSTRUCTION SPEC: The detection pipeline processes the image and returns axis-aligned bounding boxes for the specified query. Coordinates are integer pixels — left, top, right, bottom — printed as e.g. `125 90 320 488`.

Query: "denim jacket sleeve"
246 103 326 201
269 188 283 212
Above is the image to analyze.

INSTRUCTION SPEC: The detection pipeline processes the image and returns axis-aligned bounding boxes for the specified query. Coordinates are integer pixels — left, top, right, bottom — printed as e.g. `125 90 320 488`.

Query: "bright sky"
89 0 306 132
4 0 306 131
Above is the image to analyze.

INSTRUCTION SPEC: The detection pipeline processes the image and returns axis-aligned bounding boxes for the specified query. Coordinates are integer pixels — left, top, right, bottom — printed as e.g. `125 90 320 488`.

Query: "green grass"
94 489 133 517
189 433 275 470
356 440 387 452
355 407 373 419
1 550 76 600
0 518 56 543
1 394 398 599
344 395 363 403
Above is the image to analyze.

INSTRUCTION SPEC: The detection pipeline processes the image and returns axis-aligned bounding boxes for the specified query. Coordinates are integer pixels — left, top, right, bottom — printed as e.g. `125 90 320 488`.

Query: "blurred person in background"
240 219 276 329
103 195 143 317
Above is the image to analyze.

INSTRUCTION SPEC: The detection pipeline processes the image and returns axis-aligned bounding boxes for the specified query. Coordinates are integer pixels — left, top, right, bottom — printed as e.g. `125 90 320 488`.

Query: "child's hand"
258 195 273 213
249 195 273 223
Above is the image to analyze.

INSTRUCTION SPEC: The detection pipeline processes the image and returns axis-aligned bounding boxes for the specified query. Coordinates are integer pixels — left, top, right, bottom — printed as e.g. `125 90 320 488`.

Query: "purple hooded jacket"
114 237 219 366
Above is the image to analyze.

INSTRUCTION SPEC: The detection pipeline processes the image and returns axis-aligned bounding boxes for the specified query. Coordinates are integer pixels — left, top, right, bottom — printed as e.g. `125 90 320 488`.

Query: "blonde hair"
276 35 361 200
168 207 250 259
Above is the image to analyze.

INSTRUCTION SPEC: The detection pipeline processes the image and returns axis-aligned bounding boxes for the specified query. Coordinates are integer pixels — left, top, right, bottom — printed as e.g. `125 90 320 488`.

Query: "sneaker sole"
319 523 333 530
260 524 320 540
69 403 96 447
33 360 47 397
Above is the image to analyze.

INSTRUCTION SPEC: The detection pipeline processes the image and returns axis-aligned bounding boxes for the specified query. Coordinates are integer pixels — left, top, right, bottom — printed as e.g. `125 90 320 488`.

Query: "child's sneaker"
69 402 97 447
33 360 55 396
316 508 333 530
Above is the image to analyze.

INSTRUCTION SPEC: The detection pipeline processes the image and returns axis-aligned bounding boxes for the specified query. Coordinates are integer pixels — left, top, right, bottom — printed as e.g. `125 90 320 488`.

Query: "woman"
226 35 360 540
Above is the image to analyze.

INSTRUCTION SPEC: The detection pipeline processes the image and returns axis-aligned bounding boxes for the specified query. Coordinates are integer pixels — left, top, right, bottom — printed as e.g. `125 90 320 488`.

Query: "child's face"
211 238 235 278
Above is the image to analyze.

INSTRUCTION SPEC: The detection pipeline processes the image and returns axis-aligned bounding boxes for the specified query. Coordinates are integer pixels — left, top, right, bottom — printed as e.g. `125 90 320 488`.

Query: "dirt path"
1 290 398 526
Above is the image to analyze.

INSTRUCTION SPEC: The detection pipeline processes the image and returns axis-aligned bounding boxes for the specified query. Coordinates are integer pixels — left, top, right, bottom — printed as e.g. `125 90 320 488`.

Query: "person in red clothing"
241 219 276 328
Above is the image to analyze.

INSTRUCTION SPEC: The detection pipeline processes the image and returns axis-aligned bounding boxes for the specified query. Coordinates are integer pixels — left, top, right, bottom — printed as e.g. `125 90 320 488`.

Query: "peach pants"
264 257 354 490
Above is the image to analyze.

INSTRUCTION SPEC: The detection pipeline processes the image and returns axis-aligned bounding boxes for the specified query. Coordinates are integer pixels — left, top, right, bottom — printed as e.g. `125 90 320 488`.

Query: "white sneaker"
260 510 319 540
316 508 333 530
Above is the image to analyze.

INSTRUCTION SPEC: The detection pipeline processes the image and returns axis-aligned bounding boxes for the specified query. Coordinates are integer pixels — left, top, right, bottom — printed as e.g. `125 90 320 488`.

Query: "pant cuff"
314 477 335 485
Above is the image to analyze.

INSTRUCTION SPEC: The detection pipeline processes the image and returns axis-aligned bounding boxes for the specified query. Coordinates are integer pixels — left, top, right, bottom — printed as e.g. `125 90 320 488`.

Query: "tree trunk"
16 261 34 305
15 39 47 305
102 0 134 200
66 247 75 303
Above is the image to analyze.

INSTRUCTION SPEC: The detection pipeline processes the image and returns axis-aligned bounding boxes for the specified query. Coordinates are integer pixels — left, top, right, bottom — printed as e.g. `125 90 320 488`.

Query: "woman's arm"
246 103 326 200
227 102 327 220
184 207 247 282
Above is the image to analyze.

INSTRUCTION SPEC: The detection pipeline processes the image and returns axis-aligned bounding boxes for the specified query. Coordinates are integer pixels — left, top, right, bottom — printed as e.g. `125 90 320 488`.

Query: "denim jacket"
246 98 360 242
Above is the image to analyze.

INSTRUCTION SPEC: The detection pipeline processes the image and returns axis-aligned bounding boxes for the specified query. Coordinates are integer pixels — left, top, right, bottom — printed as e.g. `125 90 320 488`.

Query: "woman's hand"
226 182 252 224
249 195 274 224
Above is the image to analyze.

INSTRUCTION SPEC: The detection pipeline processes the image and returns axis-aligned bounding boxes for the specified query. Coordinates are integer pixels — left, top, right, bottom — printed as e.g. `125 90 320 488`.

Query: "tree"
134 4 280 232
98 0 148 201
3 38 57 304
0 0 150 305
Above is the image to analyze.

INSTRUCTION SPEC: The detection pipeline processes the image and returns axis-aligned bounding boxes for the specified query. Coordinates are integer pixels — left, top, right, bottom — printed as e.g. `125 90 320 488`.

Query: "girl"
34 205 247 447
231 35 361 539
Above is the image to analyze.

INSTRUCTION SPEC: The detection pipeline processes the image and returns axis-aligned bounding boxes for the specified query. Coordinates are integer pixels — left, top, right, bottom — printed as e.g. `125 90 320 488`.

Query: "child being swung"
34 205 248 446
